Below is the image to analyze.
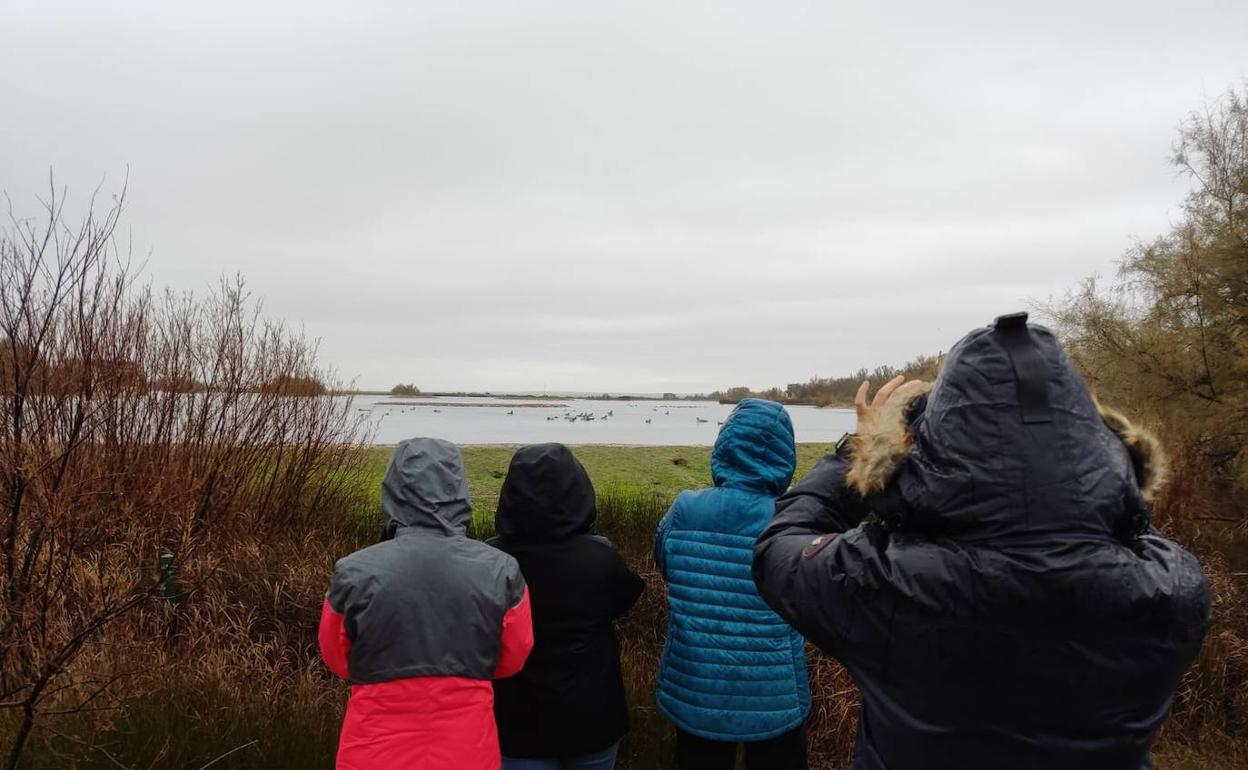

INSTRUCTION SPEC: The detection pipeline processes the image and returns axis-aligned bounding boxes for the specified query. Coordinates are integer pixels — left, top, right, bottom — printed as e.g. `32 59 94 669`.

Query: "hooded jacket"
488 443 645 758
654 399 811 741
318 438 534 770
753 317 1211 770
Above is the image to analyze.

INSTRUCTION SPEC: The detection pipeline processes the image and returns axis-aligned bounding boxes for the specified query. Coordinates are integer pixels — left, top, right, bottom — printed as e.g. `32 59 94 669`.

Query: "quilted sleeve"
752 447 881 659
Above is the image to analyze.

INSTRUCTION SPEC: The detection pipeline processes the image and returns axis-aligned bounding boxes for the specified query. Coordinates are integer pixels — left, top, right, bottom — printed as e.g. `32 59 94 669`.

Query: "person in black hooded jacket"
752 314 1211 770
489 443 645 770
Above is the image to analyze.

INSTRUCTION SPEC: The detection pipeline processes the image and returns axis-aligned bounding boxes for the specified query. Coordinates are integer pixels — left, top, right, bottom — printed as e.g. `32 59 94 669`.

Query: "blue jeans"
502 742 619 770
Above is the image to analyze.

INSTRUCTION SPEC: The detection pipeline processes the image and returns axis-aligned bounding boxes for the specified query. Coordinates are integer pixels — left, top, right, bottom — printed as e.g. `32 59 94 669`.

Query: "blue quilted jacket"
654 399 810 741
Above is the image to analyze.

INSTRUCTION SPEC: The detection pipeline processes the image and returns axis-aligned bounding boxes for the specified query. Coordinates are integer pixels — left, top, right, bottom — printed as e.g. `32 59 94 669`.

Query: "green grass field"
359 443 837 538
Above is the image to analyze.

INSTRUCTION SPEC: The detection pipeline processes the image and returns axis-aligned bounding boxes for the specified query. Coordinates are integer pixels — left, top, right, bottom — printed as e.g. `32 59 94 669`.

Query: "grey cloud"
3 0 1245 392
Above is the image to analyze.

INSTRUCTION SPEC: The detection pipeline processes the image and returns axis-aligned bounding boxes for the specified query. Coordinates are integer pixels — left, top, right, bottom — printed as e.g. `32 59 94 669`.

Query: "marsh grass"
5 445 1241 769
596 486 670 551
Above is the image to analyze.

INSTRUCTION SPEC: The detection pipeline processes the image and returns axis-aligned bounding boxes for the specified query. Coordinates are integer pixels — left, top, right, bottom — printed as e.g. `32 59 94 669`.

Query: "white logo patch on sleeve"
802 534 834 559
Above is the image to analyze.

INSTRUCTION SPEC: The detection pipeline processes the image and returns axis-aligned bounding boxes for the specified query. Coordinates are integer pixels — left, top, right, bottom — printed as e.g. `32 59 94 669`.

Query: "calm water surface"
347 396 855 446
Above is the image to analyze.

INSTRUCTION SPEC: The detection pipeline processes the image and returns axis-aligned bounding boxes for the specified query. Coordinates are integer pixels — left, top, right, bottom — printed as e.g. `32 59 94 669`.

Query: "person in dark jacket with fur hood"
752 314 1211 770
489 443 645 770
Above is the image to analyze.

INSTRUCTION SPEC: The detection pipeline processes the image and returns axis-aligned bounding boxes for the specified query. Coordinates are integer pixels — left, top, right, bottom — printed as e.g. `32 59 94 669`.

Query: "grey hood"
381 437 472 537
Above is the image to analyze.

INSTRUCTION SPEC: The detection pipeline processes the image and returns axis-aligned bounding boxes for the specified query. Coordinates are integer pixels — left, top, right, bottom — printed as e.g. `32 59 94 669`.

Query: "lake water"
348 396 856 446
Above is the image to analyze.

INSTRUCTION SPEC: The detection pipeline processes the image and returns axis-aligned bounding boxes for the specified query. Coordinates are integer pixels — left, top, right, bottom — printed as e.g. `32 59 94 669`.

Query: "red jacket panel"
318 598 352 680
319 590 534 770
494 589 533 678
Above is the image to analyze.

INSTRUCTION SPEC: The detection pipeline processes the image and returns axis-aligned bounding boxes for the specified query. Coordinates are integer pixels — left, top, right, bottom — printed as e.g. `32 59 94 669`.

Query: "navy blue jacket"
654 399 811 741
754 319 1211 769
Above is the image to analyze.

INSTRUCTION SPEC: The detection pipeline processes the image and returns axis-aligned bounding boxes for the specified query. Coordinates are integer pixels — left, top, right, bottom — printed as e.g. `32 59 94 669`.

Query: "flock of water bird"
348 397 854 446
357 402 724 427
544 406 721 426
547 410 613 422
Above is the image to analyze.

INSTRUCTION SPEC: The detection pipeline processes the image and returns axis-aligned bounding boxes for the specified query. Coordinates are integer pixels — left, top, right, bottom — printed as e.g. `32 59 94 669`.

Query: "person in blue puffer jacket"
654 398 810 770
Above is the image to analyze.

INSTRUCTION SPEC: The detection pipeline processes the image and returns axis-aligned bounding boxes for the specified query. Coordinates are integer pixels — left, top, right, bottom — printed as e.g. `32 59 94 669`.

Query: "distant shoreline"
340 391 696 401
371 401 570 409
339 390 838 407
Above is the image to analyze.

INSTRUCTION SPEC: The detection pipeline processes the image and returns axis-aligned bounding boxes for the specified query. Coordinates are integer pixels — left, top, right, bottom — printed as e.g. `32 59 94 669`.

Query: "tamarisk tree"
1050 85 1248 514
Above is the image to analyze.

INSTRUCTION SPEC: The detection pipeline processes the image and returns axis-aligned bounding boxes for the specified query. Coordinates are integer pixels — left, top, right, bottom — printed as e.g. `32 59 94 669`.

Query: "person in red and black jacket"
319 437 534 770
488 443 645 770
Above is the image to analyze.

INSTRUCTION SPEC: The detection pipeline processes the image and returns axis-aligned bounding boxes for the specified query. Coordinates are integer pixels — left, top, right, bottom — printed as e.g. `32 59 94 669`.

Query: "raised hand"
854 376 929 434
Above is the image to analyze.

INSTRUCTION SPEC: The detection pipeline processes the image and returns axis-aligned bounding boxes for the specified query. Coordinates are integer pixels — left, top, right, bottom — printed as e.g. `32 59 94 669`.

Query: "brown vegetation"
257 375 329 397
711 354 943 407
1044 84 1248 759
0 185 368 768
389 383 421 397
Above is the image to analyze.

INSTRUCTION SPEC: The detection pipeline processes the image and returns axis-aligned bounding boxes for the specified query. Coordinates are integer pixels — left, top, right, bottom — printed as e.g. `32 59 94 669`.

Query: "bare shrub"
0 182 367 768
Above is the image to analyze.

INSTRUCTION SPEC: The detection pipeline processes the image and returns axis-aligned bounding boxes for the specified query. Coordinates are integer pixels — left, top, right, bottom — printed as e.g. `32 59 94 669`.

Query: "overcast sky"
3 1 1245 393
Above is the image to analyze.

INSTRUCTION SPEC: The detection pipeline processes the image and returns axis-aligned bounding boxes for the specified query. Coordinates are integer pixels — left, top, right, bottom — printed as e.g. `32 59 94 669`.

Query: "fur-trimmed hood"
845 322 1168 540
1095 402 1169 503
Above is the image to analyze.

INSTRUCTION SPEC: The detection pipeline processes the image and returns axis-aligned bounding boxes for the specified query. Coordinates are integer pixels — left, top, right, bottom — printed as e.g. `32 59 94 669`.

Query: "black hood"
850 315 1162 541
495 443 597 542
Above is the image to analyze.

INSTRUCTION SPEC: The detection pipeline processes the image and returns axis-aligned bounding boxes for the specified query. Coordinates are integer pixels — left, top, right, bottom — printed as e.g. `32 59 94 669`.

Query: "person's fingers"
872 375 906 407
889 380 929 405
854 380 871 417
